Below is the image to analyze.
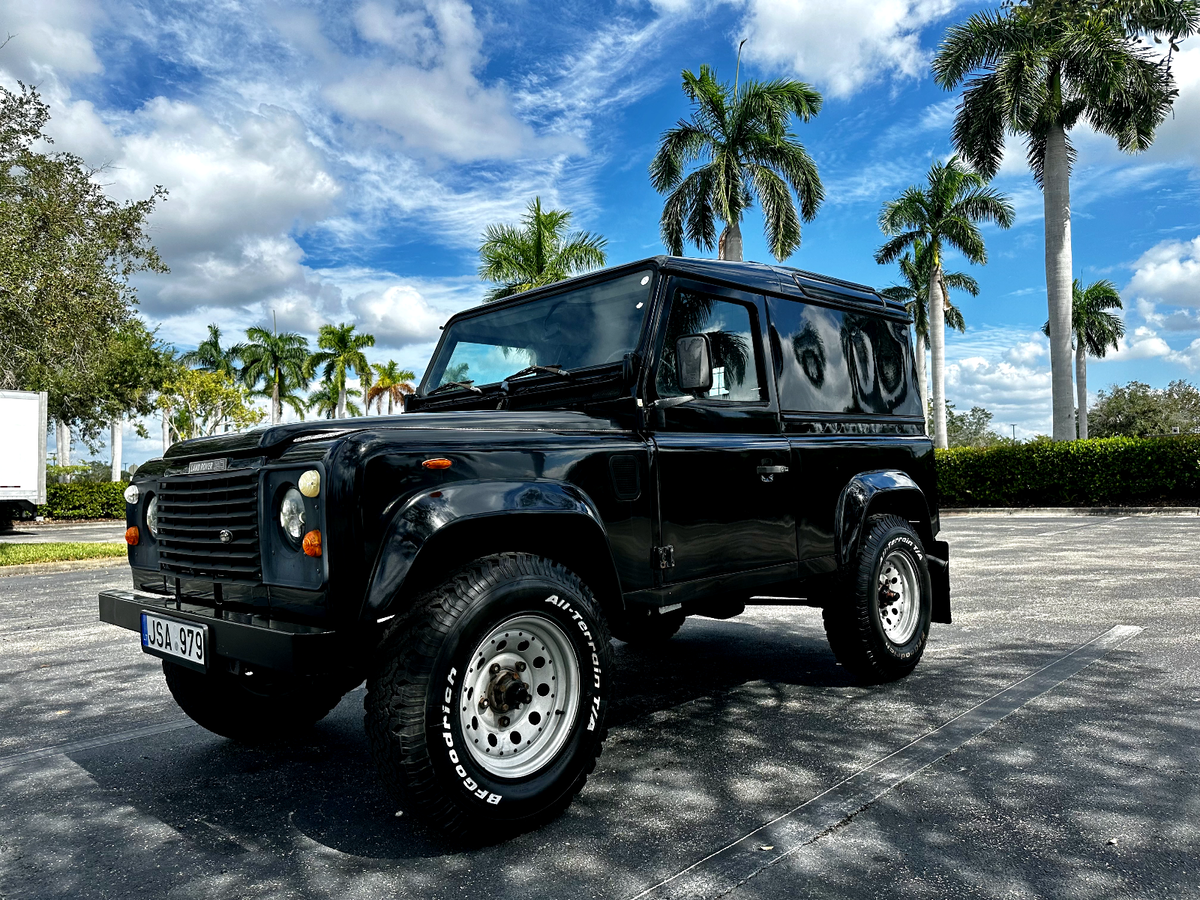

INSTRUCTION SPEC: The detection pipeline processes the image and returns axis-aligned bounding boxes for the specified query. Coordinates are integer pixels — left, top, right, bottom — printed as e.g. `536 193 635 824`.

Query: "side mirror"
675 334 713 395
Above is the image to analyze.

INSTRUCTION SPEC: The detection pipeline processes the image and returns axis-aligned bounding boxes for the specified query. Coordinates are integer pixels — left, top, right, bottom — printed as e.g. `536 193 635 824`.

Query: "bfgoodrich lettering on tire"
823 514 932 683
364 552 612 838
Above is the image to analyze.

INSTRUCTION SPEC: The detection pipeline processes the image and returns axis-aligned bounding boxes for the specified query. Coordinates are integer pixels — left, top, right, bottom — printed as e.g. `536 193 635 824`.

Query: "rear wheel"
823 514 932 683
364 553 612 839
162 661 349 742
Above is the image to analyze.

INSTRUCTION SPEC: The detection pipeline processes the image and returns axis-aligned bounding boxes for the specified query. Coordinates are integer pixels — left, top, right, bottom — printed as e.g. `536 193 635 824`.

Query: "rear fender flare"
361 480 619 622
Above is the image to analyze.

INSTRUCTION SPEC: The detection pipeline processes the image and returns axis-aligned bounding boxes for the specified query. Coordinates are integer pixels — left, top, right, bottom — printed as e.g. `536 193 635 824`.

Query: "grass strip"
0 542 126 566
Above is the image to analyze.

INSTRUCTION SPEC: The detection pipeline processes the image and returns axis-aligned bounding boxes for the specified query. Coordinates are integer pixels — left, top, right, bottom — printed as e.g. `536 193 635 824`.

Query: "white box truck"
0 390 48 531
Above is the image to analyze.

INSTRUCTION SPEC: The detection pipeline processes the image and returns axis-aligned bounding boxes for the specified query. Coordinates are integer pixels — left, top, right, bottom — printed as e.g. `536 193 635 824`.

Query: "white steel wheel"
878 550 921 645
458 614 581 779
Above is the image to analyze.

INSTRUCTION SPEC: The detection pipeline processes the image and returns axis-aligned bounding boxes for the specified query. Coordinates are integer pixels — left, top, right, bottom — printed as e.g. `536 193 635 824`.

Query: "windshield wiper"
428 380 482 396
501 364 573 383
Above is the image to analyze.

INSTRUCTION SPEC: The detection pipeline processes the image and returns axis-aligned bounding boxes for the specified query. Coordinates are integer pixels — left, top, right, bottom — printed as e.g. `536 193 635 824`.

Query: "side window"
767 297 918 415
656 290 763 402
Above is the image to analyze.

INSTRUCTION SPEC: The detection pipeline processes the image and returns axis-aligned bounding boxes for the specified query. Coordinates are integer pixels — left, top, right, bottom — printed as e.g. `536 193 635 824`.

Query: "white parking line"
626 624 1143 900
1037 516 1130 537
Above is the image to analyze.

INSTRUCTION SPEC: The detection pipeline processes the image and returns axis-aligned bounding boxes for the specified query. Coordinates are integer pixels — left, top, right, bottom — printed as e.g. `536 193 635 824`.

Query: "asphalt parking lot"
1 514 1198 900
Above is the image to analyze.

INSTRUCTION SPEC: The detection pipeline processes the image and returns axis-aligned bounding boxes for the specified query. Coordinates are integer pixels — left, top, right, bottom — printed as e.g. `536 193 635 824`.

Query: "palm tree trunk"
337 384 346 419
718 221 743 262
914 331 929 434
56 420 71 470
1044 122 1075 441
162 407 171 454
928 261 948 450
1076 340 1088 440
110 419 122 482
272 376 281 426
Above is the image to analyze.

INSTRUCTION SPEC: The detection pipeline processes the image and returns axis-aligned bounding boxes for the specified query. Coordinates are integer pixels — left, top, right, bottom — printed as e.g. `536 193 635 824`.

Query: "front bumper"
99 590 345 674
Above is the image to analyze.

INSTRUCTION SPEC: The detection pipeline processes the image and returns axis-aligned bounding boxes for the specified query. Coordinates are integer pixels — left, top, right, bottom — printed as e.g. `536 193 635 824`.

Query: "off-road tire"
162 661 348 742
364 553 612 839
609 610 686 645
823 514 932 683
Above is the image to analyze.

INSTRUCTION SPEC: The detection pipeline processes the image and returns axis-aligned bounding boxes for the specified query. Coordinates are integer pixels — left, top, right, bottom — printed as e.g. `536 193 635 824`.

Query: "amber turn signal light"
422 458 452 470
124 526 139 546
302 529 322 557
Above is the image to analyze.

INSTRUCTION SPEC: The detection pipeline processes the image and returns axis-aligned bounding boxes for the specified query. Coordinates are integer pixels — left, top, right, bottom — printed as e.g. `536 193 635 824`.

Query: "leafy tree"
1040 279 1125 439
366 361 416 415
180 324 244 378
479 197 607 302
1090 380 1200 437
306 381 363 419
157 370 264 442
933 0 1199 440
308 323 375 418
240 327 310 425
0 82 168 436
880 241 977 428
946 402 1006 448
650 64 824 262
876 157 1013 448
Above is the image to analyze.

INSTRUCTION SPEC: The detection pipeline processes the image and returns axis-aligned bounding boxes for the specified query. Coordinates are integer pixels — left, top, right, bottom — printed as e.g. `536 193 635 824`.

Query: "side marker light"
302 530 322 557
125 526 139 546
422 458 453 470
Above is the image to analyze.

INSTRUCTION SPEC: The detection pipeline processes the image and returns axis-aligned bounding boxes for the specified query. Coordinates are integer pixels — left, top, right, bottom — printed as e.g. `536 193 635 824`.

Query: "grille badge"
219 529 233 544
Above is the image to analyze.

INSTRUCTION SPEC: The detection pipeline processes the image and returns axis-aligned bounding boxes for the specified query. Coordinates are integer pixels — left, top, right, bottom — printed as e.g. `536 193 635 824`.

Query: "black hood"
162 410 627 462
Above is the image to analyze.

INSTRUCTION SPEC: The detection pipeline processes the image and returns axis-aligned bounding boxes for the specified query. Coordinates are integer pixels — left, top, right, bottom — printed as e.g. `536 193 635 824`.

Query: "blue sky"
5 0 1200 464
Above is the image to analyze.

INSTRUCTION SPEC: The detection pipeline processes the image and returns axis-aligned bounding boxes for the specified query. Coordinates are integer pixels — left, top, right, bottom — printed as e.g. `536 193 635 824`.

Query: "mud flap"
927 540 951 624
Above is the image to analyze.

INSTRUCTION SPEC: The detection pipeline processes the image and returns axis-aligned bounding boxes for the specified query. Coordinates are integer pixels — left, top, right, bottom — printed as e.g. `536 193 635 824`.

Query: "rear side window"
767 296 919 416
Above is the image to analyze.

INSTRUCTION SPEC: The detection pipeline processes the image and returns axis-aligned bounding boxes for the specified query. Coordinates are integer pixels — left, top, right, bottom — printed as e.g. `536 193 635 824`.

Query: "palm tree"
479 198 607 302
306 382 363 419
876 156 1013 449
650 64 824 262
366 361 416 415
1041 279 1125 439
880 242 977 429
308 323 375 418
239 327 310 425
180 324 243 378
933 2 1198 440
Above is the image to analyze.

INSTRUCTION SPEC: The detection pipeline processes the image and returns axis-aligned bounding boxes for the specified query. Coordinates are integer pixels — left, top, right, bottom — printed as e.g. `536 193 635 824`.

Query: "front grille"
157 467 261 582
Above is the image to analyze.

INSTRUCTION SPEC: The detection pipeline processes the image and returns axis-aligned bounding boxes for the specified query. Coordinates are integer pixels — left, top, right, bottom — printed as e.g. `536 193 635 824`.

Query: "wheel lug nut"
489 663 500 675
479 698 489 710
499 716 510 727
515 661 526 672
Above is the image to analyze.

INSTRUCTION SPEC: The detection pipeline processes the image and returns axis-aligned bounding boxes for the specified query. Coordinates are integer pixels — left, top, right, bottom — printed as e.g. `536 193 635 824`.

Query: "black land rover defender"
100 256 950 838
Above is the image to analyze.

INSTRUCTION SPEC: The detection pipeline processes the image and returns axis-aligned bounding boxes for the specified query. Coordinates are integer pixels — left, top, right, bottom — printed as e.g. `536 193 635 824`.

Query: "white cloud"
738 0 964 98
346 284 449 347
325 0 577 161
0 0 103 82
1127 235 1200 308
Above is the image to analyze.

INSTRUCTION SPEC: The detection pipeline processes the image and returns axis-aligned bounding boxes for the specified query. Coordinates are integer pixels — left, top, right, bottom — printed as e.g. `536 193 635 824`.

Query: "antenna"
734 38 748 99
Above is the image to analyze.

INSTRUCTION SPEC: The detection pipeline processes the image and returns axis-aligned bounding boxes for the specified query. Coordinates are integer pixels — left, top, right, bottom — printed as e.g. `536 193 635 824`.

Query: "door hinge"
655 545 676 569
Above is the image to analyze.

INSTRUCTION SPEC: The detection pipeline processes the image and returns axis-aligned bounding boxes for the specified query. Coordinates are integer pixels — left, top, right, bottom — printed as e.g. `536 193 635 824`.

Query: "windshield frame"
417 261 663 397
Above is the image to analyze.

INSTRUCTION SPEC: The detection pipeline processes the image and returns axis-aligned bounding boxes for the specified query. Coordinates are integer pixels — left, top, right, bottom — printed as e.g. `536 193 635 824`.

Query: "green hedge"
37 482 128 519
936 436 1200 507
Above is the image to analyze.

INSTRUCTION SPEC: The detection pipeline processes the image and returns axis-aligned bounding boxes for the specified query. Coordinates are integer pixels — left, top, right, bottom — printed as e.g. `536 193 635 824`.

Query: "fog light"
123 484 139 504
302 530 322 557
124 526 139 545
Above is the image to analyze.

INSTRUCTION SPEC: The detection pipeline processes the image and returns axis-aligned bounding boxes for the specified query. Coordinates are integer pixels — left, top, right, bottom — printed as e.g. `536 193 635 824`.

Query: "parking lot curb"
0 557 127 578
942 506 1199 517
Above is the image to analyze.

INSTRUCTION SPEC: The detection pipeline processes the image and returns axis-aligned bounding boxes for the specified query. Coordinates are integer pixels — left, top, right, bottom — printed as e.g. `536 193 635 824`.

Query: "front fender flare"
361 480 615 622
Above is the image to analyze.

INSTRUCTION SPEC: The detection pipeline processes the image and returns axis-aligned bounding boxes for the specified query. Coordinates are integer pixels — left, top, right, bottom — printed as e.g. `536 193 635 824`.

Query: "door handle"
757 464 788 483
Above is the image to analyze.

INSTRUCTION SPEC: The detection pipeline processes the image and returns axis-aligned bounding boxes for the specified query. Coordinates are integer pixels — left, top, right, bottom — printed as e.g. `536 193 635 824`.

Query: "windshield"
423 269 655 393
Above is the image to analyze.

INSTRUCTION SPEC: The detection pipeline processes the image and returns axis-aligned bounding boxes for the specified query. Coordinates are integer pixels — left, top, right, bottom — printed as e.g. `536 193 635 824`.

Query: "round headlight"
123 484 139 504
280 488 306 542
145 494 159 538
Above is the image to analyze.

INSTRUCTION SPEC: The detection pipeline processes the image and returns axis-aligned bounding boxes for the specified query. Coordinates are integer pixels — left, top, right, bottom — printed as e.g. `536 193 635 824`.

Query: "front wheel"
823 514 932 683
364 553 612 839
